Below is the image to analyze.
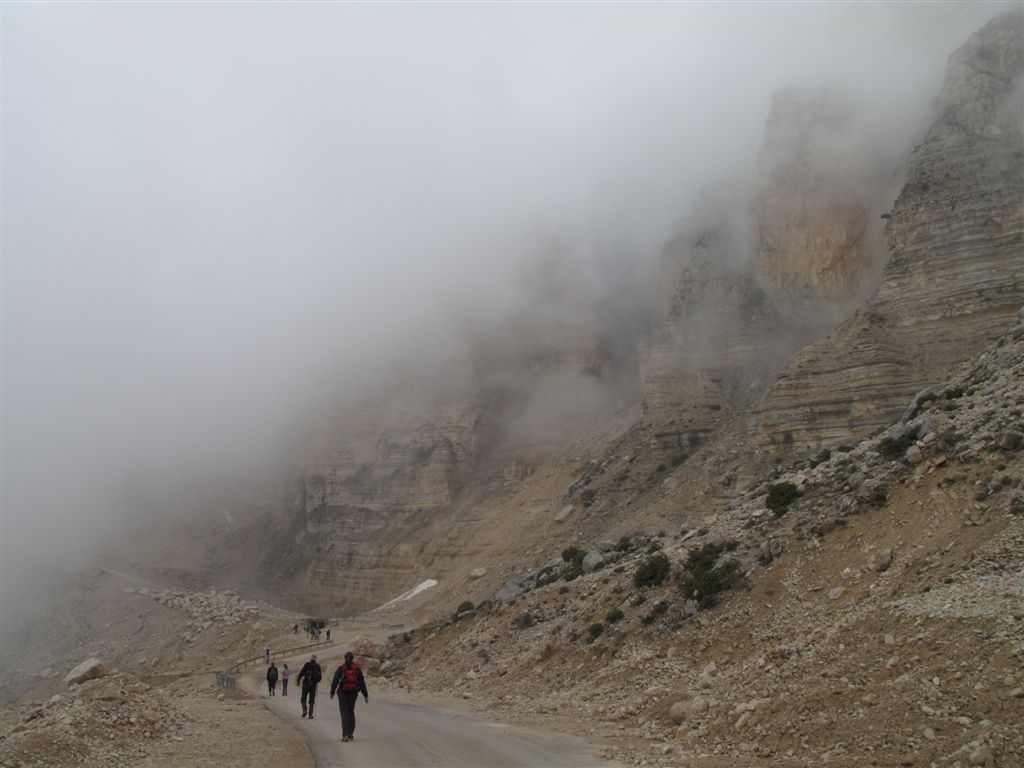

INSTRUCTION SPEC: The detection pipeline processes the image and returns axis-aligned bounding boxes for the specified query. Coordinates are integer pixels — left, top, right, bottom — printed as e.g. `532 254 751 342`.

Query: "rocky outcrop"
752 9 1024 448
641 87 896 439
303 348 481 513
753 88 895 326
640 215 783 441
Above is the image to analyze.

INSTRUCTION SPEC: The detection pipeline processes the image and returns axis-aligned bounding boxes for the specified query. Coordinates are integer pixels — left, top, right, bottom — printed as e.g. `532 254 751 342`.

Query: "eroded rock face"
752 9 1024 448
641 87 895 439
753 88 894 326
640 216 784 439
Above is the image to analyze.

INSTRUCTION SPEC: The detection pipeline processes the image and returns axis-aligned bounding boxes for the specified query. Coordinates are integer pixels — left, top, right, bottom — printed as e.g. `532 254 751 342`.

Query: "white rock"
64 658 109 686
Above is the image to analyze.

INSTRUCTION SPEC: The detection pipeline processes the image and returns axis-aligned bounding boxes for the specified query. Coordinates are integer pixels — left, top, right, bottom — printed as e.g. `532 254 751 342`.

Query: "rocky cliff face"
639 214 782 443
752 9 1024 448
753 88 896 327
304 349 481 513
640 85 896 441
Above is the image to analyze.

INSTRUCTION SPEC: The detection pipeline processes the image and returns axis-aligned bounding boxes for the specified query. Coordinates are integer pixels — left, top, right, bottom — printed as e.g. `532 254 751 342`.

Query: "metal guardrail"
215 639 328 689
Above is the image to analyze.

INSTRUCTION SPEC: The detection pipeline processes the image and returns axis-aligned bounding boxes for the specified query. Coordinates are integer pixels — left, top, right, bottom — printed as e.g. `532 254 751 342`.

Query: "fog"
1 2 1007 587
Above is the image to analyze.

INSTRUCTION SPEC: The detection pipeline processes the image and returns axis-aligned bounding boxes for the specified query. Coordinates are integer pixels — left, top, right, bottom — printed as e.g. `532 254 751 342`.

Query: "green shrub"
605 607 624 623
615 536 633 553
562 547 585 565
586 622 604 643
561 546 585 581
558 585 570 595
581 489 597 508
878 427 919 459
766 482 801 517
641 601 668 625
634 552 671 588
678 542 746 609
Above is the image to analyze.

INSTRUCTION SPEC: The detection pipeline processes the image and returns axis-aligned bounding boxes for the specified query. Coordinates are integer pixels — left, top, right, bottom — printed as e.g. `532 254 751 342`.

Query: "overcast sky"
1 1 1010 575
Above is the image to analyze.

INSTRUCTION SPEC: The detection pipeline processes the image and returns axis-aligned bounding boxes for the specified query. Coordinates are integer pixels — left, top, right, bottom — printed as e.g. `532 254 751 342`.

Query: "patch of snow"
373 579 438 611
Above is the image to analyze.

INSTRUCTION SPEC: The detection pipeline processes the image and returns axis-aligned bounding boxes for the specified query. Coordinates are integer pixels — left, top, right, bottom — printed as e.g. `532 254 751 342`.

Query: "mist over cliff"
1 2 1010 593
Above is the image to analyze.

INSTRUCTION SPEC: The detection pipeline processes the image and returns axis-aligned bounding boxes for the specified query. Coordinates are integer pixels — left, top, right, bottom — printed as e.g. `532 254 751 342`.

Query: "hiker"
281 663 290 696
329 651 369 742
326 628 331 642
293 623 298 635
264 647 271 664
266 661 278 696
297 654 322 719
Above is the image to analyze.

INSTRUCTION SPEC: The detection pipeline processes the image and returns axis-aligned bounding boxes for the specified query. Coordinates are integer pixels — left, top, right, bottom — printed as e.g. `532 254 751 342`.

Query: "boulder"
469 567 487 580
582 551 605 574
64 658 109 686
873 549 893 572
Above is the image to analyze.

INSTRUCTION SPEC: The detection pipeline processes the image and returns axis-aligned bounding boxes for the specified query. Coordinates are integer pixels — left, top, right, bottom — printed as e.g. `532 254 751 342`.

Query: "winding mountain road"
241 648 617 768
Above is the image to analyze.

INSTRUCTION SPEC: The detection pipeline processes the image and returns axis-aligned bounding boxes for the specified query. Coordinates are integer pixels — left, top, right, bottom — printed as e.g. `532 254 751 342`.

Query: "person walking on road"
329 652 369 742
281 663 290 696
326 628 331 642
264 647 271 664
297 654 322 719
266 661 278 696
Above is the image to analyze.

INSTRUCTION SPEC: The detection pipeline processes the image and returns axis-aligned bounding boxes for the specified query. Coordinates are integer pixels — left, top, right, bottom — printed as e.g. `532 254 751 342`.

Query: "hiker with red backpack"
329 651 369 742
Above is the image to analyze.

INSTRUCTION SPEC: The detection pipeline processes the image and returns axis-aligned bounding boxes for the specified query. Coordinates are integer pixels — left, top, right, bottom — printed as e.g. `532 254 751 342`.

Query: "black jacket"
330 663 368 698
297 660 322 688
266 665 279 683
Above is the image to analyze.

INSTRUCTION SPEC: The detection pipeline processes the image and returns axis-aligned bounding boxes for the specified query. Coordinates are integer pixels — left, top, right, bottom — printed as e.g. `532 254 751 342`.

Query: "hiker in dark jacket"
266 662 278 696
297 654 322 718
329 652 369 742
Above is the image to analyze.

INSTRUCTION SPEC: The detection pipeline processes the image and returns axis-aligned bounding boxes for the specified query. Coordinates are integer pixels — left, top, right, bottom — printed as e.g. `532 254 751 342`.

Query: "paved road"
241 650 616 768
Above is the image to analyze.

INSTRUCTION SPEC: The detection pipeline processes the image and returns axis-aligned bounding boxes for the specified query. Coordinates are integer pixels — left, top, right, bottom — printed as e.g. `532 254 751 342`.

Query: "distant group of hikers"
266 651 369 742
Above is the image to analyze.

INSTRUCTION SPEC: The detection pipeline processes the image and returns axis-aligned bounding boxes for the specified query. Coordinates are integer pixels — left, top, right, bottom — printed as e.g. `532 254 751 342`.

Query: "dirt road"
241 649 616 768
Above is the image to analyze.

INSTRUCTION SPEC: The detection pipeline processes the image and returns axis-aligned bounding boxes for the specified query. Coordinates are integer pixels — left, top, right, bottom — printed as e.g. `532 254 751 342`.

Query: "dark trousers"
282 679 288 696
339 690 359 737
301 684 317 716
268 680 276 696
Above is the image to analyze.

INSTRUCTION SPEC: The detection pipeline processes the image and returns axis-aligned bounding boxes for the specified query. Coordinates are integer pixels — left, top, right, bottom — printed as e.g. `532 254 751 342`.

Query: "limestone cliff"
753 88 895 327
752 9 1024 448
640 86 896 440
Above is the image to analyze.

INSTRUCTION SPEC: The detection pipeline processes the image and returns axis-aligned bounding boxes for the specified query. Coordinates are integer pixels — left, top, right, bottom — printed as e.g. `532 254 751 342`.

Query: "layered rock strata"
753 9 1024 448
641 86 895 440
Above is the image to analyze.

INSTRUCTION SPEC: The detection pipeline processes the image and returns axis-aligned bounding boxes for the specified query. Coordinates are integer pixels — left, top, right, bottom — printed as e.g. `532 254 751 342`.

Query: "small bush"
605 607 624 624
766 482 801 517
586 622 604 643
558 585 570 595
615 536 633 553
581 489 597 508
641 601 668 625
878 427 919 459
562 547 585 565
561 546 585 581
455 600 474 616
513 611 535 629
671 452 688 468
634 552 671 588
678 542 746 609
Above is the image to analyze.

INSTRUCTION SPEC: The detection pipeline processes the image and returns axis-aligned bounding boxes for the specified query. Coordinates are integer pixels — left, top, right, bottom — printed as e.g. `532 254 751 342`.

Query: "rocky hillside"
382 308 1024 768
79 9 1023 634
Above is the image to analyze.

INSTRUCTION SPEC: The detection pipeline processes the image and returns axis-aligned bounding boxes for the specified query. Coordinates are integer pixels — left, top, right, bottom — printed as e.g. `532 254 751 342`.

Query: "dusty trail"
240 643 617 768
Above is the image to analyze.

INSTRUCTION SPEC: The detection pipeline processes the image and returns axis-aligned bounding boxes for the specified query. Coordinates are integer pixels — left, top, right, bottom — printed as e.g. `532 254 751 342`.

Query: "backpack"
340 663 360 692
